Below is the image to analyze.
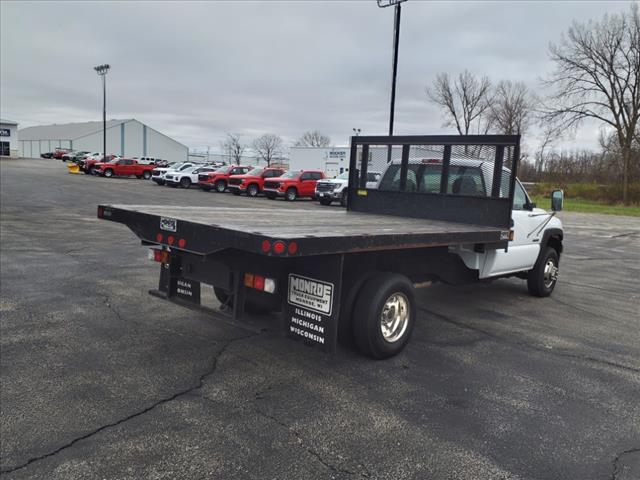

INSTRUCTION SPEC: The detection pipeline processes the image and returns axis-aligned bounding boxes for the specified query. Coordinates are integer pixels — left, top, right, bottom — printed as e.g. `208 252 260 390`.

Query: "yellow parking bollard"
67 163 80 174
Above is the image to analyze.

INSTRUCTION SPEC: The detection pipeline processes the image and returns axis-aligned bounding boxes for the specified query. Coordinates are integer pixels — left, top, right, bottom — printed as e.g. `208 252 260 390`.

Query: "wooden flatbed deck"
101 205 509 256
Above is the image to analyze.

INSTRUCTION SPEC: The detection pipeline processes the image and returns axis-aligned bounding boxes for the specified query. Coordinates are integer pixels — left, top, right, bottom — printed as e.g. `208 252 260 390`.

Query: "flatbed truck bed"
100 205 509 256
98 135 564 359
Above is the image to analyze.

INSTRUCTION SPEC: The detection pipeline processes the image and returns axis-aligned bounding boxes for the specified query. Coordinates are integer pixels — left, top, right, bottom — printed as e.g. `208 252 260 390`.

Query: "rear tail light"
243 272 276 294
149 248 170 264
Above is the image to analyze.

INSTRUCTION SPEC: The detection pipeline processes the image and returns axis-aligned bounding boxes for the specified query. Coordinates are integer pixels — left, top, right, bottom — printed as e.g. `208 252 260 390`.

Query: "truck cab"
376 157 563 282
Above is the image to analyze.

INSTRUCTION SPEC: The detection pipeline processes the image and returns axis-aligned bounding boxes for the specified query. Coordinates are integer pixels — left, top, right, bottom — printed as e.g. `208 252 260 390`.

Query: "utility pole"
377 0 406 162
94 64 111 159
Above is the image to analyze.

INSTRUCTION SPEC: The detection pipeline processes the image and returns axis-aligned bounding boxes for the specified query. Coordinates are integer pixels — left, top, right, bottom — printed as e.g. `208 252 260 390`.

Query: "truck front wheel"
527 247 559 297
215 180 226 193
247 184 259 197
285 187 297 201
352 273 416 359
103 169 114 178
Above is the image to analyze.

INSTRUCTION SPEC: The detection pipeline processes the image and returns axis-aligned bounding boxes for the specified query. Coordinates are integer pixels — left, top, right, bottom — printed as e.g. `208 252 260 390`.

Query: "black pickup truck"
98 135 563 359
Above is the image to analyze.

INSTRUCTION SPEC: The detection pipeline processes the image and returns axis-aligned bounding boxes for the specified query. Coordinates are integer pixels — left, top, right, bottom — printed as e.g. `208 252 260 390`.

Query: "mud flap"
156 259 201 306
284 255 344 352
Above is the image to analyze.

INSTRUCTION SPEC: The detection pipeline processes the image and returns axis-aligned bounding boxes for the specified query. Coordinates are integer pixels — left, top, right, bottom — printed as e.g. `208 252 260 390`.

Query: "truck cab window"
512 182 529 210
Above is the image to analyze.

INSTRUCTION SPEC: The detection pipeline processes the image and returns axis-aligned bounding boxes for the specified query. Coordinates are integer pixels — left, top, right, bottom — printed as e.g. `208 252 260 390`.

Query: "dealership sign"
0 129 10 137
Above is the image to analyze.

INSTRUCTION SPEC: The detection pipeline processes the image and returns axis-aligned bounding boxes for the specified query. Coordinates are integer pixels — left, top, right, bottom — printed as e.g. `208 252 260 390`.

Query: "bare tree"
489 80 536 137
294 130 331 147
541 3 640 204
253 134 283 166
426 71 493 136
221 133 245 165
534 124 561 173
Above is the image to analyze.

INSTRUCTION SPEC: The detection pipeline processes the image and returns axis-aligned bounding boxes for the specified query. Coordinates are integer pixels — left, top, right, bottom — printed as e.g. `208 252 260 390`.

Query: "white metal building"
0 119 19 157
18 119 188 162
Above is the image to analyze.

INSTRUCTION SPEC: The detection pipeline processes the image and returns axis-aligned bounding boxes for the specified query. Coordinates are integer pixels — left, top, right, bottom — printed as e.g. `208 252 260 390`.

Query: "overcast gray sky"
0 0 632 153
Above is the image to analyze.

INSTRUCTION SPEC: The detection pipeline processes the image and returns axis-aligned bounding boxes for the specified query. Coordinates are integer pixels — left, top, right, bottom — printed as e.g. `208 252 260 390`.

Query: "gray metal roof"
18 119 134 140
0 118 19 125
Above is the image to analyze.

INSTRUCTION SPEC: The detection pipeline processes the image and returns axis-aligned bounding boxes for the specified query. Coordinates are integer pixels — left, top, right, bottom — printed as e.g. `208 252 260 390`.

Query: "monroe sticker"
160 217 177 232
287 274 334 316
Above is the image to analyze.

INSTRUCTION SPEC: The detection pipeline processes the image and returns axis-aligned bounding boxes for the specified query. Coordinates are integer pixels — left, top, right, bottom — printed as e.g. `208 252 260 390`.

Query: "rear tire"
352 273 416 359
285 187 297 201
215 180 226 193
180 177 192 188
319 197 332 206
143 170 152 179
527 247 559 297
247 184 259 197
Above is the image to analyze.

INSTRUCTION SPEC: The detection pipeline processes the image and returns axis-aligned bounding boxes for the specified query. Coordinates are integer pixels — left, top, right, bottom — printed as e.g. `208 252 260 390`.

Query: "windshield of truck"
215 165 232 174
379 164 487 196
280 171 300 179
247 168 264 176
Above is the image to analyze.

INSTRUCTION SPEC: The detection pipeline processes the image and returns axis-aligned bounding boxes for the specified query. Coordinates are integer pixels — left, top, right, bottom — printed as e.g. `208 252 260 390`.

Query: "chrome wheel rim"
380 292 410 343
543 259 559 288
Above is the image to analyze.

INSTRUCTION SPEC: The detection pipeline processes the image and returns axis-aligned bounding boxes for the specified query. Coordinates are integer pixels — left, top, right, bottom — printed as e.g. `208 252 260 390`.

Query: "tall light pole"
377 0 406 162
94 64 110 158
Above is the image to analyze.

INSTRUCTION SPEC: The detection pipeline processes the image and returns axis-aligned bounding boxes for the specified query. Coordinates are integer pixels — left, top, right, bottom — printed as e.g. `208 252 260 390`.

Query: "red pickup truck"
227 167 287 197
198 165 251 192
94 158 155 179
263 170 326 201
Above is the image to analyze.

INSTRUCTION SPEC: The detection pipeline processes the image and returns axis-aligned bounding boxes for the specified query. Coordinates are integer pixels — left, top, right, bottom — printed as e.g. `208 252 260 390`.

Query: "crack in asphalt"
611 447 640 480
254 408 369 479
0 332 260 476
420 307 640 374
190 388 371 479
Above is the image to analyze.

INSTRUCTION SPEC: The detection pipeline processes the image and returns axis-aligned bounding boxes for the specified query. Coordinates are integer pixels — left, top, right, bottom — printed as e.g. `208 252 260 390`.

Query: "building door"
0 142 9 156
324 162 339 177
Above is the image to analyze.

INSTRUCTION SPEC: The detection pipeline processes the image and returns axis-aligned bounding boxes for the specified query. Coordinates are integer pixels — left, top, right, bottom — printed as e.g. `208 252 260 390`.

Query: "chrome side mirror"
551 189 564 212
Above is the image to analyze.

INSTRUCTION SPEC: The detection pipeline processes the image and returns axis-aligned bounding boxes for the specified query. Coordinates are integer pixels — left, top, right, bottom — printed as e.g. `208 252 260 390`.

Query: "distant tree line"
220 130 332 167
426 3 639 204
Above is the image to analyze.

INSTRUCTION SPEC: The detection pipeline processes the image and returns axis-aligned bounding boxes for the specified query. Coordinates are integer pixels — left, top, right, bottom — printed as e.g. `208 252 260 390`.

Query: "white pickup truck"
164 165 219 189
376 157 564 295
316 171 382 206
151 162 196 186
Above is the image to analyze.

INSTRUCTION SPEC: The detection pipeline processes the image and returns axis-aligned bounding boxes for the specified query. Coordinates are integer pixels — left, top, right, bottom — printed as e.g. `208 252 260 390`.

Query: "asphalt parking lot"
1 158 639 480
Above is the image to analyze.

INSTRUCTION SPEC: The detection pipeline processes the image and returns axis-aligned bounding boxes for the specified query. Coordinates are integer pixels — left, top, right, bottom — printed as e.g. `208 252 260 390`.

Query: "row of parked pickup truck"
150 161 381 205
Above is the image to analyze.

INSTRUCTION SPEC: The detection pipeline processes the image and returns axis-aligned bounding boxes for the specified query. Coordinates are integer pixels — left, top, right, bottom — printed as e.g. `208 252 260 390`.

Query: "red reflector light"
273 241 286 254
261 240 271 253
154 250 162 262
97 206 104 218
156 233 163 242
178 238 186 248
288 242 298 255
253 275 265 291
244 273 254 288
167 236 175 245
